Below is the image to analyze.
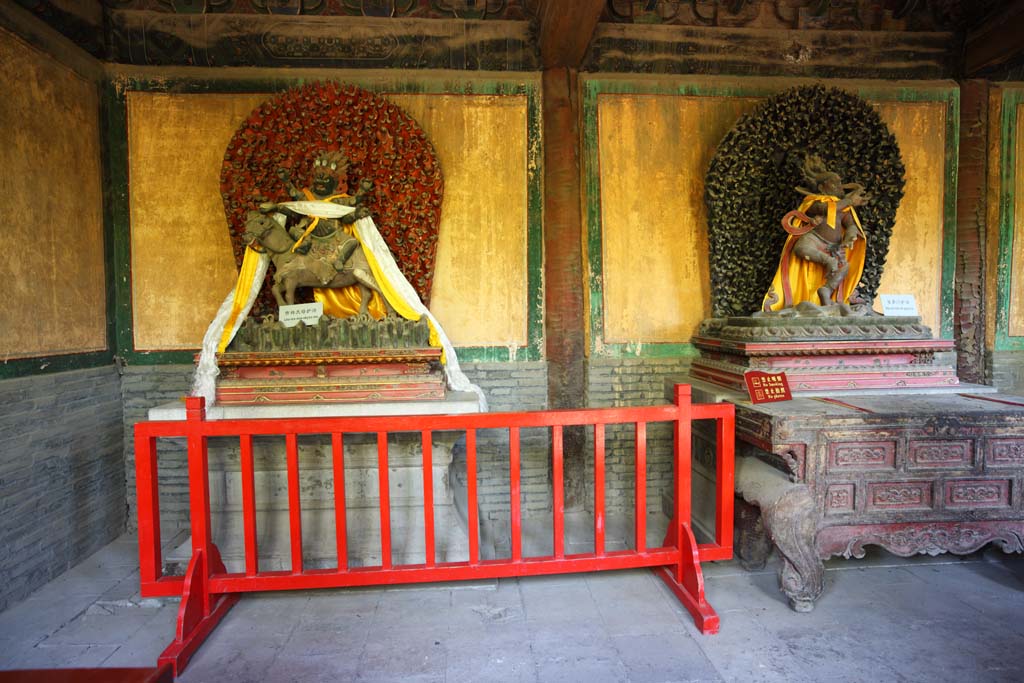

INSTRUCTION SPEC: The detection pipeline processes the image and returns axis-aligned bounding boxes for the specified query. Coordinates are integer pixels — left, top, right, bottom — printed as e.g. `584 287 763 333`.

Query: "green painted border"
107 74 544 365
581 77 960 358
995 88 1024 351
0 351 112 380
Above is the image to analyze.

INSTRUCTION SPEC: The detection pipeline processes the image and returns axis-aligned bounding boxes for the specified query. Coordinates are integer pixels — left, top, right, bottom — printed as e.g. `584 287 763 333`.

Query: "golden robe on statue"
762 193 865 312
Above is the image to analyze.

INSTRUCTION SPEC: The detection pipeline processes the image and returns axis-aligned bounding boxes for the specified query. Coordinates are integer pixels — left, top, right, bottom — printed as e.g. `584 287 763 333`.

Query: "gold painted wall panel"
1011 103 1024 337
875 101 946 333
128 92 270 350
598 94 759 344
390 94 528 347
0 30 106 359
129 91 528 350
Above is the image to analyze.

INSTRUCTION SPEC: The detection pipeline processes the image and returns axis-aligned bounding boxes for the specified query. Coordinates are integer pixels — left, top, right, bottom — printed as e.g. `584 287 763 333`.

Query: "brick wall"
586 356 694 513
120 365 194 532
989 351 1024 395
0 366 125 612
119 362 551 552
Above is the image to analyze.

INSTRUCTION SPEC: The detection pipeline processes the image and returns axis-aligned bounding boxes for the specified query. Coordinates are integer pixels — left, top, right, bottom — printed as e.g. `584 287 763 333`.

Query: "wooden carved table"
683 379 1024 611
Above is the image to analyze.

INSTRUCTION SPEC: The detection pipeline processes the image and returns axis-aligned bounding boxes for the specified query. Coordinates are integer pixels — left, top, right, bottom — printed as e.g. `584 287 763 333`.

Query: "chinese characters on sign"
880 294 919 317
279 302 324 327
743 370 792 404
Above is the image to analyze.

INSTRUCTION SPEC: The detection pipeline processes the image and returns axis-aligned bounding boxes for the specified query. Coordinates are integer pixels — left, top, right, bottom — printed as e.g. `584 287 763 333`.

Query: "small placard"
744 370 792 404
278 302 323 327
879 294 919 317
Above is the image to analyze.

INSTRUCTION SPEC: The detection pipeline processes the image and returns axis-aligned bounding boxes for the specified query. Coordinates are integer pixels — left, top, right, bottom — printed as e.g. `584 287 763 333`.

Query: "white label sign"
279 302 324 327
880 294 919 317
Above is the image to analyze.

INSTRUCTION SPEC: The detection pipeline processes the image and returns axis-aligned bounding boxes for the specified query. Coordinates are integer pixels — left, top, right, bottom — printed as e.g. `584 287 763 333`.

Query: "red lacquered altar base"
691 337 958 394
211 349 446 404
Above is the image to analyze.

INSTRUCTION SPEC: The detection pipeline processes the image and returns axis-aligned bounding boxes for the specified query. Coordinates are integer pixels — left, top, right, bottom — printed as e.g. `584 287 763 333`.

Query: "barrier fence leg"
654 522 719 634
158 544 239 676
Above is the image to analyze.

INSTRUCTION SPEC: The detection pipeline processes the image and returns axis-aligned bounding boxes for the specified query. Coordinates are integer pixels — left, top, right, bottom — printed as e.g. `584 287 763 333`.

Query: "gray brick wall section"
0 366 125 613
119 362 550 537
988 351 1024 395
585 356 695 514
120 365 195 533
459 363 549 555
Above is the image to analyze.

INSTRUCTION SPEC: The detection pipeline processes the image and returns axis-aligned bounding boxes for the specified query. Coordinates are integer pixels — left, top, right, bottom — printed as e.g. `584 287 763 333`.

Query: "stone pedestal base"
691 316 961 395
211 349 446 404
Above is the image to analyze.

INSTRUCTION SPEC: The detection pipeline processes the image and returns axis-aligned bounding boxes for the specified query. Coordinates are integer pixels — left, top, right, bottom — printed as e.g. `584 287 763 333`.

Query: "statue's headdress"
313 150 349 176
799 155 841 192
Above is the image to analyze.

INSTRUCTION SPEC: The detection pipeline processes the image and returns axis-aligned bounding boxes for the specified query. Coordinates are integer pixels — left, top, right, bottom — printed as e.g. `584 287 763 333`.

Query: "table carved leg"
735 456 823 612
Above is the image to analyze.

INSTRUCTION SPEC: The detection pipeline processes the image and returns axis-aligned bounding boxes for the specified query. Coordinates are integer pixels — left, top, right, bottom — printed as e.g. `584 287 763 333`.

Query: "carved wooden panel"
865 481 932 511
106 12 539 69
583 24 955 79
907 439 974 470
825 484 855 515
944 479 1011 508
986 438 1024 467
827 441 896 472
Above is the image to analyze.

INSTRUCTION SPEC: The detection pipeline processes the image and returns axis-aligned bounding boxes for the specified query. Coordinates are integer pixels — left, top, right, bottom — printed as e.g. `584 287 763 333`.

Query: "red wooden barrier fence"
134 384 735 677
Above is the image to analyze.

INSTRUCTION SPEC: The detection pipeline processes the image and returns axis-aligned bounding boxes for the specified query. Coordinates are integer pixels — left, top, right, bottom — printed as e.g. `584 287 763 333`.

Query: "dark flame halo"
704 85 905 317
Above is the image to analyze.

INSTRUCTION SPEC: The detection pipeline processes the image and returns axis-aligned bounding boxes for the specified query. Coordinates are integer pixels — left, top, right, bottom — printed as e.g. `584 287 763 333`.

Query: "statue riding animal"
242 211 393 318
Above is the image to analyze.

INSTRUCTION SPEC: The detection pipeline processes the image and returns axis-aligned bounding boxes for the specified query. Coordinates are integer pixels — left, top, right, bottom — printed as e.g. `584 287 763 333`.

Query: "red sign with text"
744 370 792 404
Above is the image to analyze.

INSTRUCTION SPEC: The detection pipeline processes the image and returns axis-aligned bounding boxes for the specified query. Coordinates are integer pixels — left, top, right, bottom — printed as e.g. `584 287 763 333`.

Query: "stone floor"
2 532 1024 682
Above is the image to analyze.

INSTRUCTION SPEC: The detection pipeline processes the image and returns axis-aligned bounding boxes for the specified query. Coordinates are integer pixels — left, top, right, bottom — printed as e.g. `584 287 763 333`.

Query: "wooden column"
542 66 588 507
537 0 604 508
955 80 989 383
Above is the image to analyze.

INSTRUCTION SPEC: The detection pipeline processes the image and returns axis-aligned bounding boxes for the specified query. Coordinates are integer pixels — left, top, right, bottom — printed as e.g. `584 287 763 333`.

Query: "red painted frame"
134 384 734 677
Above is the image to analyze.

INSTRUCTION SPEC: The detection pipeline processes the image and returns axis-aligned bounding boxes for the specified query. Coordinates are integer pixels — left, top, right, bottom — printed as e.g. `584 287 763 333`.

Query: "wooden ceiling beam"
536 0 606 70
965 2 1024 76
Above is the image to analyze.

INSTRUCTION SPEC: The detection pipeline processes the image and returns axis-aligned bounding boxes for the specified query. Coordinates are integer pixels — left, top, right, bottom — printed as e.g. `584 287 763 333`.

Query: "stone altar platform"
211 349 447 405
149 393 484 574
690 316 963 396
670 376 1024 610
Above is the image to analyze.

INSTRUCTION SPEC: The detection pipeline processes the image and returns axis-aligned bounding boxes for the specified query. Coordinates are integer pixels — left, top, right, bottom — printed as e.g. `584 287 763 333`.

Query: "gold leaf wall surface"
595 89 947 343
0 29 106 359
389 94 529 347
597 94 760 344
128 92 269 350
1011 102 1024 337
875 101 946 333
127 90 529 349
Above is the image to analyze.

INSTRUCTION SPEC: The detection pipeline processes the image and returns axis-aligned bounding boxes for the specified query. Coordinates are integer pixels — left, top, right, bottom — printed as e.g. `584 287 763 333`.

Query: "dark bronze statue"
762 155 870 312
247 150 393 318
242 211 391 317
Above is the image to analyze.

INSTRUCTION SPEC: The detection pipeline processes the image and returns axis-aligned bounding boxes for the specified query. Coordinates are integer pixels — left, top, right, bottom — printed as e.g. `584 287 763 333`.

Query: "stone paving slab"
2 535 1024 682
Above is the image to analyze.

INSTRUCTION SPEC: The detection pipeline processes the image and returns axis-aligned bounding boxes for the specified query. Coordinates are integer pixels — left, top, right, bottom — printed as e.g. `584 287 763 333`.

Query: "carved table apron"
676 378 1024 611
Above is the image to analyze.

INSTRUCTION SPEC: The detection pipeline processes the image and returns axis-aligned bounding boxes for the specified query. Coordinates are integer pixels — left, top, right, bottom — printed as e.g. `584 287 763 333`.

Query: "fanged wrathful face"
311 168 339 196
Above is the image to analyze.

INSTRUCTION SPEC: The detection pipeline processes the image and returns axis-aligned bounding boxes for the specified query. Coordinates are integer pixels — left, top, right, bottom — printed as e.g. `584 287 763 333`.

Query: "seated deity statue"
761 155 870 312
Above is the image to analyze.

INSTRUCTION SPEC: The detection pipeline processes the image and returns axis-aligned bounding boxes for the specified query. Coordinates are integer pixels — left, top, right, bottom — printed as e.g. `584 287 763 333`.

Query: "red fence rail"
135 384 734 677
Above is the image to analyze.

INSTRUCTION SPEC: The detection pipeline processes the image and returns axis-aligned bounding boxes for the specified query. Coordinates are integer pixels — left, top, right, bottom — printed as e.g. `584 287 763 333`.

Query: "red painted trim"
594 422 606 557
959 393 1024 408
240 435 258 577
332 433 347 572
552 425 565 559
635 422 647 553
420 431 434 568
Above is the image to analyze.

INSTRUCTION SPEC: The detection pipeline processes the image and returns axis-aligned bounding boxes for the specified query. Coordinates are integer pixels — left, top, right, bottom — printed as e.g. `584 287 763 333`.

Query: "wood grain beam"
966 2 1024 76
536 0 605 69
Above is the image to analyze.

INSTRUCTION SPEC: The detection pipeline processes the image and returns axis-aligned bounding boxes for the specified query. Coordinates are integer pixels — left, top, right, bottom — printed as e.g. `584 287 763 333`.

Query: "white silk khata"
191 208 487 410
